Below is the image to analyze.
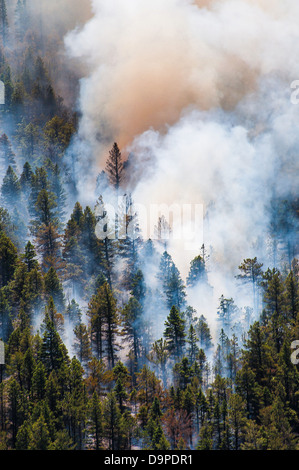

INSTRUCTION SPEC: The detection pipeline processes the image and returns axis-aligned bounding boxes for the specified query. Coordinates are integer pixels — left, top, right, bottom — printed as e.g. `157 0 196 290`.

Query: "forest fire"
0 0 298 454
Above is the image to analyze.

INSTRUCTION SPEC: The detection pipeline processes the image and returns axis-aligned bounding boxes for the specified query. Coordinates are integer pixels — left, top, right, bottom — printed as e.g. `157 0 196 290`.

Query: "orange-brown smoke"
28 0 93 34
65 0 299 158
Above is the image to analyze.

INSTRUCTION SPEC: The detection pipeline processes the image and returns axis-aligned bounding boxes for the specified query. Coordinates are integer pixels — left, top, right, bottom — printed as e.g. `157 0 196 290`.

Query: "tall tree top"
105 142 124 190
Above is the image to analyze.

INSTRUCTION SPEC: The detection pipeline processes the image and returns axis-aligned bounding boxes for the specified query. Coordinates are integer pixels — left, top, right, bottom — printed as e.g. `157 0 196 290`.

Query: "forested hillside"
0 0 298 451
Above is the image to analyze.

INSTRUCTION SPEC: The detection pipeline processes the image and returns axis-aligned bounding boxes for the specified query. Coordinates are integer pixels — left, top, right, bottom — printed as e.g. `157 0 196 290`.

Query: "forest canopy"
0 0 298 452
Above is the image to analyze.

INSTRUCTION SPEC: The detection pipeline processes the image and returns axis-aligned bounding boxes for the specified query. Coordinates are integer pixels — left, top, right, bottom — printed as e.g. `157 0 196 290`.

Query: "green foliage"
0 1 297 453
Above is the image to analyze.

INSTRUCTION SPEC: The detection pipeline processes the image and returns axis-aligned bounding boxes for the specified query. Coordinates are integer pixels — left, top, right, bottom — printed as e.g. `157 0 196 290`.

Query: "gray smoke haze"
65 0 299 150
28 0 93 34
64 0 299 329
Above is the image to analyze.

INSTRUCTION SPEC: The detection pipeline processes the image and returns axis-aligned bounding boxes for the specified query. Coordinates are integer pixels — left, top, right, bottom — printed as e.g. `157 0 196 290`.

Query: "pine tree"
154 215 172 250
0 0 8 46
73 323 92 368
95 196 116 287
88 282 120 368
187 324 200 365
22 241 38 272
187 255 208 287
19 162 33 198
262 269 285 353
103 392 121 450
89 392 103 450
1 166 21 207
148 338 169 386
63 202 85 294
32 188 58 229
80 206 101 278
28 167 50 220
165 264 186 311
157 251 186 310
35 222 62 271
44 267 65 313
32 362 46 401
65 299 82 325
136 365 162 408
0 134 16 170
14 0 26 42
0 287 11 341
164 306 186 361
173 357 193 390
7 379 23 447
130 269 146 303
236 258 263 313
217 295 238 334
105 142 124 190
15 420 33 450
117 194 142 289
88 289 105 361
16 122 40 162
0 232 18 287
195 315 213 350
43 296 64 335
102 282 120 369
122 297 144 376
40 311 67 372
46 162 67 222
284 270 299 322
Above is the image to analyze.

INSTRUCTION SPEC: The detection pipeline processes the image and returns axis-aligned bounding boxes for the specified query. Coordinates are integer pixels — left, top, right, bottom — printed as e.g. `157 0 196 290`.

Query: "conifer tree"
0 232 18 287
164 306 186 361
187 324 200 365
40 311 67 373
148 338 169 386
16 122 40 162
0 287 11 341
237 258 263 313
284 270 299 322
0 134 16 169
94 196 116 287
63 202 85 294
73 322 92 368
0 0 8 46
43 296 64 335
165 264 186 311
35 222 62 271
88 392 103 450
103 392 121 451
262 269 285 353
187 254 208 287
195 315 213 350
88 282 120 368
1 166 20 207
105 142 124 190
19 162 33 195
65 299 82 325
158 251 186 310
22 241 38 272
122 297 144 375
44 267 65 313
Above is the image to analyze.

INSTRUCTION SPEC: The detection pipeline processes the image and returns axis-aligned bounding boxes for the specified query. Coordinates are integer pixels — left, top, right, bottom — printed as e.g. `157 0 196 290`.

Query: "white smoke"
64 0 299 330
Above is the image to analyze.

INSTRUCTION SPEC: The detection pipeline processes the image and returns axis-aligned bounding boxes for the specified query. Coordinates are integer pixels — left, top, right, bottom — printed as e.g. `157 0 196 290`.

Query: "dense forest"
0 0 298 451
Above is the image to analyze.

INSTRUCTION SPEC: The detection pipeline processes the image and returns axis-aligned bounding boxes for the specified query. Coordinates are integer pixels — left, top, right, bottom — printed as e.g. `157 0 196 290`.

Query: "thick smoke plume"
65 0 299 327
66 0 299 149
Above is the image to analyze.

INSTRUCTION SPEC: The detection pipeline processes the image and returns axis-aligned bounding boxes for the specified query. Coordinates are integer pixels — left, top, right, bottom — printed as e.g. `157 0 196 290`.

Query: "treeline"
0 0 299 452
0 233 299 450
